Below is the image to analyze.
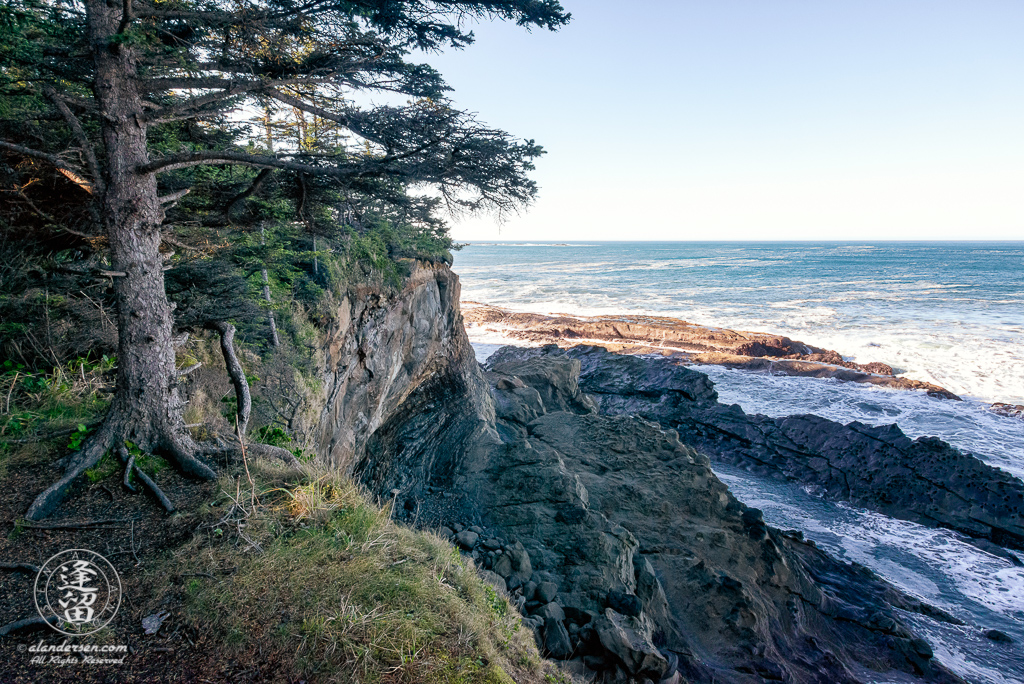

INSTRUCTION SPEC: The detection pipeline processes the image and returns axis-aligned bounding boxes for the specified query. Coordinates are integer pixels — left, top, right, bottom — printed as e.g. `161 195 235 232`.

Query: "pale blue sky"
422 1 1024 241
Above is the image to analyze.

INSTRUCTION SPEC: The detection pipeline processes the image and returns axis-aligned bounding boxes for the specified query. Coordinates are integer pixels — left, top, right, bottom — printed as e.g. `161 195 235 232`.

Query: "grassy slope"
143 463 551 684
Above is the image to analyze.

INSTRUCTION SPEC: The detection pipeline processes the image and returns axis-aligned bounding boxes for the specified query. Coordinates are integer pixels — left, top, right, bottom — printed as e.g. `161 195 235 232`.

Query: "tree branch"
116 0 134 36
158 188 190 207
264 88 388 148
0 140 94 194
141 77 325 123
225 168 273 221
43 87 105 195
139 150 383 178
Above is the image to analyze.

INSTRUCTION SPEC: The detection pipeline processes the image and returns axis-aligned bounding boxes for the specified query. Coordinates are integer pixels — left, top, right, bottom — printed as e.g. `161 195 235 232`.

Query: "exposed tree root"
0 615 58 637
25 410 217 520
117 445 176 512
245 443 304 470
123 450 137 492
0 562 40 573
202 438 303 470
209 321 251 435
164 430 218 480
25 421 116 521
132 466 176 513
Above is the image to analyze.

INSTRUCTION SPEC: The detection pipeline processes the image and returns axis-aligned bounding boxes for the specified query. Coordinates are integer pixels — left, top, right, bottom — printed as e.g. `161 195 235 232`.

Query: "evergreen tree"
0 0 569 519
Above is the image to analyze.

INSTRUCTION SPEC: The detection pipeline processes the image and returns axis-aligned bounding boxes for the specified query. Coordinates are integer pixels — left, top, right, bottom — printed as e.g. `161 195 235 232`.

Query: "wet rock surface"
491 344 1024 553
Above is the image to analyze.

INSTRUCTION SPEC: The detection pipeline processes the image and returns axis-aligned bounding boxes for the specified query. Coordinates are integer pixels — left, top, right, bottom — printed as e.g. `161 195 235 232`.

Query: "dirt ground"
0 442 298 683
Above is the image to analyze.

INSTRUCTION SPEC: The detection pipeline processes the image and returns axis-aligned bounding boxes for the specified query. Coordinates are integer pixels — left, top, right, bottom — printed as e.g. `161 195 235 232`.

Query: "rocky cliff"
312 262 968 683
485 344 1024 556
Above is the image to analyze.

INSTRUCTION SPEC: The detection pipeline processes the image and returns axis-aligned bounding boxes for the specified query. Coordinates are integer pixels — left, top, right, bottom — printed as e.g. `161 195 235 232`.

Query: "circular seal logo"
34 549 122 636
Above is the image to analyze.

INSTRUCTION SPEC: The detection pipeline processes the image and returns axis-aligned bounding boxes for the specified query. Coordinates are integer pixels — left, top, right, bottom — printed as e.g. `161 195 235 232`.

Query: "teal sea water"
453 241 1024 683
453 241 1024 404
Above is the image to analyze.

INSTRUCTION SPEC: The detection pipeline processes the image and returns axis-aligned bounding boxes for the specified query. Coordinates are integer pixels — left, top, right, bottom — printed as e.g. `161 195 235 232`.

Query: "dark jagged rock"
312 264 967 682
984 629 1014 644
503 344 1024 551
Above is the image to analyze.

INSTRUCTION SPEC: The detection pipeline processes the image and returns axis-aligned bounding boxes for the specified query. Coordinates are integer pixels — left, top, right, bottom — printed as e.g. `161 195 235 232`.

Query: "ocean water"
453 241 1024 405
453 241 1024 683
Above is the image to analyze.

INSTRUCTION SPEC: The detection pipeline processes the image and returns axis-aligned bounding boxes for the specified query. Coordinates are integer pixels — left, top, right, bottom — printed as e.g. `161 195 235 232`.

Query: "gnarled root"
0 615 59 637
202 438 303 471
117 445 176 513
245 442 304 470
25 421 116 521
25 415 217 521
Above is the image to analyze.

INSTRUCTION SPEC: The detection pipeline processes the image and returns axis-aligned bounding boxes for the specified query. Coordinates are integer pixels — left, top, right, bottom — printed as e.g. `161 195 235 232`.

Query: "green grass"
146 464 549 683
0 356 113 480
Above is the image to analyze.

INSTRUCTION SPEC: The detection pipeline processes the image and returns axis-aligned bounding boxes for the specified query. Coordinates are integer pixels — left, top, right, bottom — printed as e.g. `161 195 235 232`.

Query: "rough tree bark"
25 0 215 520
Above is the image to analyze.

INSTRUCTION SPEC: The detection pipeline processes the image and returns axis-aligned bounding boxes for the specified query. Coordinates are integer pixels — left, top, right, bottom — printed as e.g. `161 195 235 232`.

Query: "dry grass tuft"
144 464 549 683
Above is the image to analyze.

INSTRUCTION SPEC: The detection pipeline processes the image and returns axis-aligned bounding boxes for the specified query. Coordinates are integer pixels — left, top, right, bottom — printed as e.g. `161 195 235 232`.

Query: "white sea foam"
458 280 1024 404
716 464 1024 682
699 366 1024 481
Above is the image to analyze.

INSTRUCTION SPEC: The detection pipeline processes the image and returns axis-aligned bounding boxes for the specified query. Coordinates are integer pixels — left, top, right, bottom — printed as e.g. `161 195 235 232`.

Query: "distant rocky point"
462 302 960 399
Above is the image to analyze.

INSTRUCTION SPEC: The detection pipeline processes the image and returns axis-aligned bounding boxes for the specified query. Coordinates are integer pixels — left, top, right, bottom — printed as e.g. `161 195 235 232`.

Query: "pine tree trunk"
25 0 215 519
91 0 183 450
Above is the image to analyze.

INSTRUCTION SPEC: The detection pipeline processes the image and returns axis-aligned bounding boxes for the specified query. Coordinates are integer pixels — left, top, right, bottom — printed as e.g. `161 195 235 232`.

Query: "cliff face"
311 263 965 684
314 260 494 494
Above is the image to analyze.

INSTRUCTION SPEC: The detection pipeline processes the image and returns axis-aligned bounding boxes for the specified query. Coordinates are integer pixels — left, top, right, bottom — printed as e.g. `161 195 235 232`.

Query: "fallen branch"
21 517 129 530
176 362 202 377
0 561 40 573
180 572 215 580
0 615 58 637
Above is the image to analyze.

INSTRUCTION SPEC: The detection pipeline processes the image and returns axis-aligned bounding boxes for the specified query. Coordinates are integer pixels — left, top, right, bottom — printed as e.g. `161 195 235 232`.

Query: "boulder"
544 617 574 660
594 609 669 679
508 544 533 582
606 590 642 618
478 570 507 595
984 629 1014 643
492 554 513 578
534 601 566 622
455 530 479 550
491 356 597 415
536 581 559 604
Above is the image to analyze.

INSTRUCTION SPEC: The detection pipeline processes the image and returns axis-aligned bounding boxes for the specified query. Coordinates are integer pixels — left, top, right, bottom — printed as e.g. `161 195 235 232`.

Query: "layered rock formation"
463 303 959 399
487 345 1024 554
313 262 973 682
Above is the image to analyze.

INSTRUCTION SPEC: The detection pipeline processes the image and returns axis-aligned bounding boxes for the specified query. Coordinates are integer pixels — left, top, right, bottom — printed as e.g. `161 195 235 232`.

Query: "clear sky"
421 1 1024 241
